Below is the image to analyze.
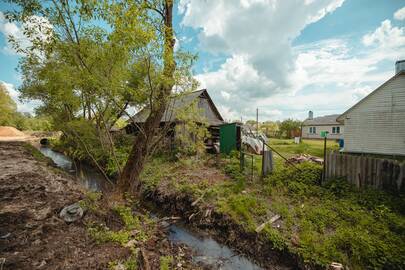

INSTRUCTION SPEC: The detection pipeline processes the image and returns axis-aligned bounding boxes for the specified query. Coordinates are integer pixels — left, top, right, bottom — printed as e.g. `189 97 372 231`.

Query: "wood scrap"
255 214 281 233
139 248 151 270
286 154 323 165
191 193 205 206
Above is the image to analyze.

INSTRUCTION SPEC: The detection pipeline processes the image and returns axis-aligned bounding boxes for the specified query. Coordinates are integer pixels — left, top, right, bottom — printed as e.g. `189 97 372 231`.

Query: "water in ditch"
39 146 264 270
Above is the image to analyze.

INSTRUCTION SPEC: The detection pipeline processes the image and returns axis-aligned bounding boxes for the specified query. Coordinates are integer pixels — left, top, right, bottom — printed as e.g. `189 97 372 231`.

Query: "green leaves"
0 83 17 126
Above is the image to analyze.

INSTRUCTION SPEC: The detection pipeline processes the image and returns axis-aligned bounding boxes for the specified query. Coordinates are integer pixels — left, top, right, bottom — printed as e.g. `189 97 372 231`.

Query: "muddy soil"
0 142 198 270
0 142 129 269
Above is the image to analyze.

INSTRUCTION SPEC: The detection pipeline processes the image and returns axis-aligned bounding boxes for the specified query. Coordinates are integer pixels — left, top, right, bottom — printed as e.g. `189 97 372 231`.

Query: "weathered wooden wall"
325 152 405 193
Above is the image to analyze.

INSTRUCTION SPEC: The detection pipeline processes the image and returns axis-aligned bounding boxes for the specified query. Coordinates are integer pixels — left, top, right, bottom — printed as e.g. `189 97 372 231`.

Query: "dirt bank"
0 142 129 269
142 189 300 270
0 142 199 270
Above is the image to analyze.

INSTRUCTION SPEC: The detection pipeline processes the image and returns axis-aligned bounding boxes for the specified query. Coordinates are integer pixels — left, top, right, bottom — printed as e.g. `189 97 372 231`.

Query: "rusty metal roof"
132 89 224 126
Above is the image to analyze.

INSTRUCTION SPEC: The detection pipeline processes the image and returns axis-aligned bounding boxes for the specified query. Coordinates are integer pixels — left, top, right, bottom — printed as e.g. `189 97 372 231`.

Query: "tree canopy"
6 0 196 192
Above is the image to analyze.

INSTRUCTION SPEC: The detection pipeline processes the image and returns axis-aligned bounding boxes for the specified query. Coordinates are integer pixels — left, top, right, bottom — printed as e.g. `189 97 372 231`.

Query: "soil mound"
0 126 25 137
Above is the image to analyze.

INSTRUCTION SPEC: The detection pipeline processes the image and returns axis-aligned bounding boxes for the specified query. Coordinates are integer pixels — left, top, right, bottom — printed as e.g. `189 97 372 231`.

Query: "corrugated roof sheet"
303 114 341 126
132 89 224 126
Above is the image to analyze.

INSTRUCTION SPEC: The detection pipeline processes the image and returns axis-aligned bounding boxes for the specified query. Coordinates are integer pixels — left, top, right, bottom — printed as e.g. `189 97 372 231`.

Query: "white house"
302 111 344 140
337 60 405 156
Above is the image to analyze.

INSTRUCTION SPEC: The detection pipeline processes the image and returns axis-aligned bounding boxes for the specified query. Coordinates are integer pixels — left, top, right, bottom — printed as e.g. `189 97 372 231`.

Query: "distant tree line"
0 83 52 131
244 118 302 139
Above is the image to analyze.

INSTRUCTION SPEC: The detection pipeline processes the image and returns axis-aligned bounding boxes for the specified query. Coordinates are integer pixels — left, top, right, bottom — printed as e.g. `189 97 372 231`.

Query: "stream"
39 146 265 270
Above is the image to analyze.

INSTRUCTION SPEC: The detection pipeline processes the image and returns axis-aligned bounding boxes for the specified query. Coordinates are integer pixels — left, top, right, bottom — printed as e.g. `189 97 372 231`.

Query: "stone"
160 221 170 228
330 262 344 270
59 203 84 223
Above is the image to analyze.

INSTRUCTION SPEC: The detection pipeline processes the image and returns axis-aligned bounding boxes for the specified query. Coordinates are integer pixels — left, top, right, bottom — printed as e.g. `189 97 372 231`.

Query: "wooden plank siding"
340 74 405 156
325 152 405 193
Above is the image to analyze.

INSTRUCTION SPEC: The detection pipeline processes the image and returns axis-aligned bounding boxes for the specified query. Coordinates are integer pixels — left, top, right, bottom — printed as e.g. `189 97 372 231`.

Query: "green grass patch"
269 138 339 158
23 143 54 164
159 256 173 270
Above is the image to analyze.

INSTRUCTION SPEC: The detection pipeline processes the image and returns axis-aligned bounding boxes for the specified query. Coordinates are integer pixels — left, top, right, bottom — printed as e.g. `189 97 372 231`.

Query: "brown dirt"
0 142 130 269
0 142 199 270
0 126 25 137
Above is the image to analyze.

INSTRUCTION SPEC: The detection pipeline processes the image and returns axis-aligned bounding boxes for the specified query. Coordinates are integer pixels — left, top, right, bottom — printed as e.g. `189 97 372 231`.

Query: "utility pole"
256 108 259 135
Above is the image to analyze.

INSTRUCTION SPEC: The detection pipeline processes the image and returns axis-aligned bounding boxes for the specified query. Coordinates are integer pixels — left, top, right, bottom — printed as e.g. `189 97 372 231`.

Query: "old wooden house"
337 60 405 156
125 89 224 151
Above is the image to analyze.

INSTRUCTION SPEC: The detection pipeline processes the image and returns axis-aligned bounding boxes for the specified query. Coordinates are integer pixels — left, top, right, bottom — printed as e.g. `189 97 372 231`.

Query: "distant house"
302 111 344 140
337 60 405 156
126 89 224 150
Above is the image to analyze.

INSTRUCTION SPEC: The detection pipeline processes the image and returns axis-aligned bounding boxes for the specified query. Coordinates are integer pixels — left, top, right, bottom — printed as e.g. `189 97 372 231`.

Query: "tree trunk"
117 0 175 194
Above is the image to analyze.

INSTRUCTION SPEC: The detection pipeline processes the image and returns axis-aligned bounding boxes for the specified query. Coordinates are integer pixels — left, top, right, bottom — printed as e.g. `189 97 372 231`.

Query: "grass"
23 143 54 164
268 138 339 158
140 153 405 270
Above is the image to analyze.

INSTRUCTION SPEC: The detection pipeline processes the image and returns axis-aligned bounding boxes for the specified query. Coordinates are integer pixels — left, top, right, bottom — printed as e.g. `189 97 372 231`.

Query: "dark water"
169 224 264 270
39 146 264 270
39 147 108 191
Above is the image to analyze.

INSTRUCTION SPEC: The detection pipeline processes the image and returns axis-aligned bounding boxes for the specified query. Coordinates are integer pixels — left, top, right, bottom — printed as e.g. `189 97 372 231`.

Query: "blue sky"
1 0 405 121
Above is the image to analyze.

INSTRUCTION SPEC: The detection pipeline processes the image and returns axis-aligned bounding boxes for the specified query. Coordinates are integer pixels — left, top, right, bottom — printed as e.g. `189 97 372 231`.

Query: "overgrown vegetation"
81 191 185 270
6 0 197 193
140 153 405 270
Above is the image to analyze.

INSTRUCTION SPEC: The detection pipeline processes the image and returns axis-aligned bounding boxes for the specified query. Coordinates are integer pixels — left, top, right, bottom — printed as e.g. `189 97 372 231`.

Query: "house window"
332 126 340 134
309 127 316 134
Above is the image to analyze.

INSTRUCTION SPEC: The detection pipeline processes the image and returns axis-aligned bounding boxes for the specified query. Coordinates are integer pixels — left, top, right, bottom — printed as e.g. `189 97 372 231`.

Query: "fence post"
262 150 274 177
321 136 327 184
240 151 245 171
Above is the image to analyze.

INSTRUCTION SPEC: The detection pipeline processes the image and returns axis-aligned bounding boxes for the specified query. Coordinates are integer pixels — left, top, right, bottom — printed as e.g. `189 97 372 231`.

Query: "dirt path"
0 142 132 269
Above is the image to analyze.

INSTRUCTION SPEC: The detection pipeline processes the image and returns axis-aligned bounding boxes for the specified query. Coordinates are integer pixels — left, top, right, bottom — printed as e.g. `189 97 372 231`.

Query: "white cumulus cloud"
0 11 52 55
180 0 345 120
180 1 405 120
362 19 405 48
394 6 405 21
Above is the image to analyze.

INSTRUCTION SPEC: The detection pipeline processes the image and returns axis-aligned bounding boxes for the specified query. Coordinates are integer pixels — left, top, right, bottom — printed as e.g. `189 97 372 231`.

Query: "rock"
159 221 170 228
330 262 344 270
113 263 125 270
59 203 84 223
124 239 137 248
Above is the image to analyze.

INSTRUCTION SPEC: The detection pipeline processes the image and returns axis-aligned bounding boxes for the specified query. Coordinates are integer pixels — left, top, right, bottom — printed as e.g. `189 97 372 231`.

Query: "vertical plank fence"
325 152 405 193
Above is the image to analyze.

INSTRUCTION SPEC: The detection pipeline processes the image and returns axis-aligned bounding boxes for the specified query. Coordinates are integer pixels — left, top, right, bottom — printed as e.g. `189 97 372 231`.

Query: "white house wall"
302 125 344 139
343 74 405 156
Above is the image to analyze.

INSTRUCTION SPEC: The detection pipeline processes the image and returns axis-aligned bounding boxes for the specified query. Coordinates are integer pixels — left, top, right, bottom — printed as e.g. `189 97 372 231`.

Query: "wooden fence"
325 152 405 193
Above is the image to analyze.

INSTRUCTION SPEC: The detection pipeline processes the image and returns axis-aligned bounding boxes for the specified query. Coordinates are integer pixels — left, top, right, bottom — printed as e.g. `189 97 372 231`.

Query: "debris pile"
286 154 323 165
241 125 267 154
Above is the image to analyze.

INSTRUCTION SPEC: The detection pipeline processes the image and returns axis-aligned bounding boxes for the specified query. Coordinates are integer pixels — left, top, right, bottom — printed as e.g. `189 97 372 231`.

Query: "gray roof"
303 114 341 126
132 89 224 126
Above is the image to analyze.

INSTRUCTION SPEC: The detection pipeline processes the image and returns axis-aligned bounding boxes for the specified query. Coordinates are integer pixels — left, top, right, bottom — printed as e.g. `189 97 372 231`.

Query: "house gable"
340 73 405 156
132 89 224 126
337 72 405 121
